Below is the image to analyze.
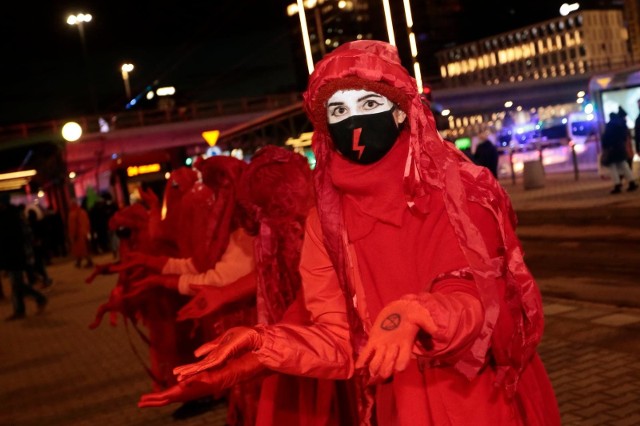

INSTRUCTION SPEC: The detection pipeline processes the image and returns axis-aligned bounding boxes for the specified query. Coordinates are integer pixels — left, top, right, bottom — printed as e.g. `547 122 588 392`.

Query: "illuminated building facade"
435 9 634 88
624 0 640 63
286 1 384 67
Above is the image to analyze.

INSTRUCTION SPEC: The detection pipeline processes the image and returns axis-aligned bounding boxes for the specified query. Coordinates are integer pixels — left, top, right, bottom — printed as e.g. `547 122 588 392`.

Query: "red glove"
173 326 263 381
138 186 160 211
355 296 437 382
111 252 169 274
176 273 257 321
138 352 265 408
123 274 179 299
85 262 119 284
88 285 124 329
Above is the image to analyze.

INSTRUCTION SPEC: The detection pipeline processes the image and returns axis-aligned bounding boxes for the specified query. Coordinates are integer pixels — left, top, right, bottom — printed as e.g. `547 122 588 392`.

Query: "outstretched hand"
355 298 437 383
85 262 119 284
138 352 264 408
88 285 124 329
173 326 263 381
138 373 216 408
177 272 257 321
138 187 160 211
110 252 168 274
123 274 179 299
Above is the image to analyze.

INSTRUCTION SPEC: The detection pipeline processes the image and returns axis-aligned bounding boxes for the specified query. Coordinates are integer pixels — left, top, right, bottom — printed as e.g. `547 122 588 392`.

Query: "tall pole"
121 63 134 101
67 13 98 114
401 0 423 93
296 0 315 74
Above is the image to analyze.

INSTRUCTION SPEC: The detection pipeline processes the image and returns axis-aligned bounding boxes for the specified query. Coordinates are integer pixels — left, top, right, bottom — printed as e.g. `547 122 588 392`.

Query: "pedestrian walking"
26 209 53 287
600 110 638 194
0 193 48 321
68 199 94 268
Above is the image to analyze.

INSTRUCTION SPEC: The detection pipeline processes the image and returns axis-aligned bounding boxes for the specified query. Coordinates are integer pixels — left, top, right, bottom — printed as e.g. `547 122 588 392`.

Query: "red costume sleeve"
410 200 502 364
254 210 353 379
174 229 255 295
162 257 198 275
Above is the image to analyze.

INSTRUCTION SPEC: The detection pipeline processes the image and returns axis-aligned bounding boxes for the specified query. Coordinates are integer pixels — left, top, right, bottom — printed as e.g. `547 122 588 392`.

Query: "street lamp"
121 63 134 101
67 12 97 113
62 121 83 142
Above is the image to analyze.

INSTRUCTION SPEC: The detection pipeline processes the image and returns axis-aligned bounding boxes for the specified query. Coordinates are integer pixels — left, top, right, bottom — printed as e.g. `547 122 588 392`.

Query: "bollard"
523 160 545 189
570 142 579 181
509 149 516 184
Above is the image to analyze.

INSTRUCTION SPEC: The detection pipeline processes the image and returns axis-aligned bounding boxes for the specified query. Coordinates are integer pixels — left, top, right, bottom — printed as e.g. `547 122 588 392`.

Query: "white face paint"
326 89 407 125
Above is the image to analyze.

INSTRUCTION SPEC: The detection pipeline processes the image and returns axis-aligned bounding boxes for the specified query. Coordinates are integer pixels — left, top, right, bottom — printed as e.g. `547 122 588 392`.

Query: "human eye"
328 105 348 118
361 98 384 111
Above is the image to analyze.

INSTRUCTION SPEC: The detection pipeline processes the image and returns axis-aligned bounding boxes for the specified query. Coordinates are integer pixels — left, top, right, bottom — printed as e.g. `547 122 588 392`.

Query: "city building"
436 9 633 88
431 9 636 144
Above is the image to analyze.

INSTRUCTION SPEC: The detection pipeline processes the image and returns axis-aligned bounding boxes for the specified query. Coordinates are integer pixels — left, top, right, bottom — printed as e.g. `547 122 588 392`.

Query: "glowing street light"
121 63 134 100
67 12 97 113
62 122 83 142
559 3 580 16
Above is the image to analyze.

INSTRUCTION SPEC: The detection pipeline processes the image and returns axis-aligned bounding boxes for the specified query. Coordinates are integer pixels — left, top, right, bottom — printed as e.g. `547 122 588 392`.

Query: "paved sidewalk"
1 168 639 426
500 168 640 227
0 254 229 426
2 256 640 426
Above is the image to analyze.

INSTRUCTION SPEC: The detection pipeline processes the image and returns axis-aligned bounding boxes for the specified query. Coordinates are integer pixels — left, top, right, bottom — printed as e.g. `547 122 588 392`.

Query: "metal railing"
0 92 303 144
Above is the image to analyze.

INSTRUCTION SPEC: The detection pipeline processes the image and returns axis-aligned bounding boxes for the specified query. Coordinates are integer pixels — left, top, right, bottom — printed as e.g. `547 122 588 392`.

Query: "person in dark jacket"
25 209 53 287
473 132 499 178
0 193 48 321
601 111 638 194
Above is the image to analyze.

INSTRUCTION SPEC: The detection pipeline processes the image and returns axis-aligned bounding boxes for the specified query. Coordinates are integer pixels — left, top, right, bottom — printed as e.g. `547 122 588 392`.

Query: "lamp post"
121 63 134 101
67 12 98 113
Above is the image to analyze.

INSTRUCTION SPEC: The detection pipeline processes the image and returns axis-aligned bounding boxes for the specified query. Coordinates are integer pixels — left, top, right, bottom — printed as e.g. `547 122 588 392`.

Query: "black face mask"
328 108 401 164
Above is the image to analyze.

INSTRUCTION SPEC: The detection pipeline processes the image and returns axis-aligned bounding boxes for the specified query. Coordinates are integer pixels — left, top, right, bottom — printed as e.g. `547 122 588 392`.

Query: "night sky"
1 1 617 126
2 1 296 125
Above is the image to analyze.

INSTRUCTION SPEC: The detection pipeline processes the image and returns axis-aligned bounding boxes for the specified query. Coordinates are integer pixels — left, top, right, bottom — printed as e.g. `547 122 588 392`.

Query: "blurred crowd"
0 189 122 319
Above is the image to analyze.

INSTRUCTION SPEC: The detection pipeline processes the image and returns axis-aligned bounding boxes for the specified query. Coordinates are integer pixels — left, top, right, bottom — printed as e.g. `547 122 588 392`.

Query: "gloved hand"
85 262 118 284
111 252 169 274
173 326 263 381
138 186 160 211
176 273 257 321
355 296 437 382
138 352 264 408
123 275 179 299
88 285 124 329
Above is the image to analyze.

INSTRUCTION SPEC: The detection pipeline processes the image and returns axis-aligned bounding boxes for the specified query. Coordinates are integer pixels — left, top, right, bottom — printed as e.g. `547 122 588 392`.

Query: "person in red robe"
143 40 561 425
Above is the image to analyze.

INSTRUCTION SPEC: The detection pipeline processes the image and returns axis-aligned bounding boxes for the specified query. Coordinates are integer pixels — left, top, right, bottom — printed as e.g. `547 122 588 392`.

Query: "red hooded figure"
148 40 561 426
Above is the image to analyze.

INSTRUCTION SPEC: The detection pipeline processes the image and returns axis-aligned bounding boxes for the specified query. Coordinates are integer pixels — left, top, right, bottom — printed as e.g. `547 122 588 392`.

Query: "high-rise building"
435 9 634 89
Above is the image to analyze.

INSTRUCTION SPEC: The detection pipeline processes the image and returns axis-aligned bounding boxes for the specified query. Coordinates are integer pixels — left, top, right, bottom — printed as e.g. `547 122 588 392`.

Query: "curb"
515 207 640 228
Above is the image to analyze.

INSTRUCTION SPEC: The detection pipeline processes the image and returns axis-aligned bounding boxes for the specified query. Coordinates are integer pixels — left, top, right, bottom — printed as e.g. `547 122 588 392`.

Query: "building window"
579 46 586 57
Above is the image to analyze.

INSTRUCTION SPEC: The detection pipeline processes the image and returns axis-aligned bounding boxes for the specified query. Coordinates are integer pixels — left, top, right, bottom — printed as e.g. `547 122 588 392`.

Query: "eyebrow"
357 94 384 102
327 93 384 108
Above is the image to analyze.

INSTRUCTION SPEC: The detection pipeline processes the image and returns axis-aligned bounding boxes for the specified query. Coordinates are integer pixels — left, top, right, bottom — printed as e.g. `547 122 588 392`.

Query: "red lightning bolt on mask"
352 128 364 159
